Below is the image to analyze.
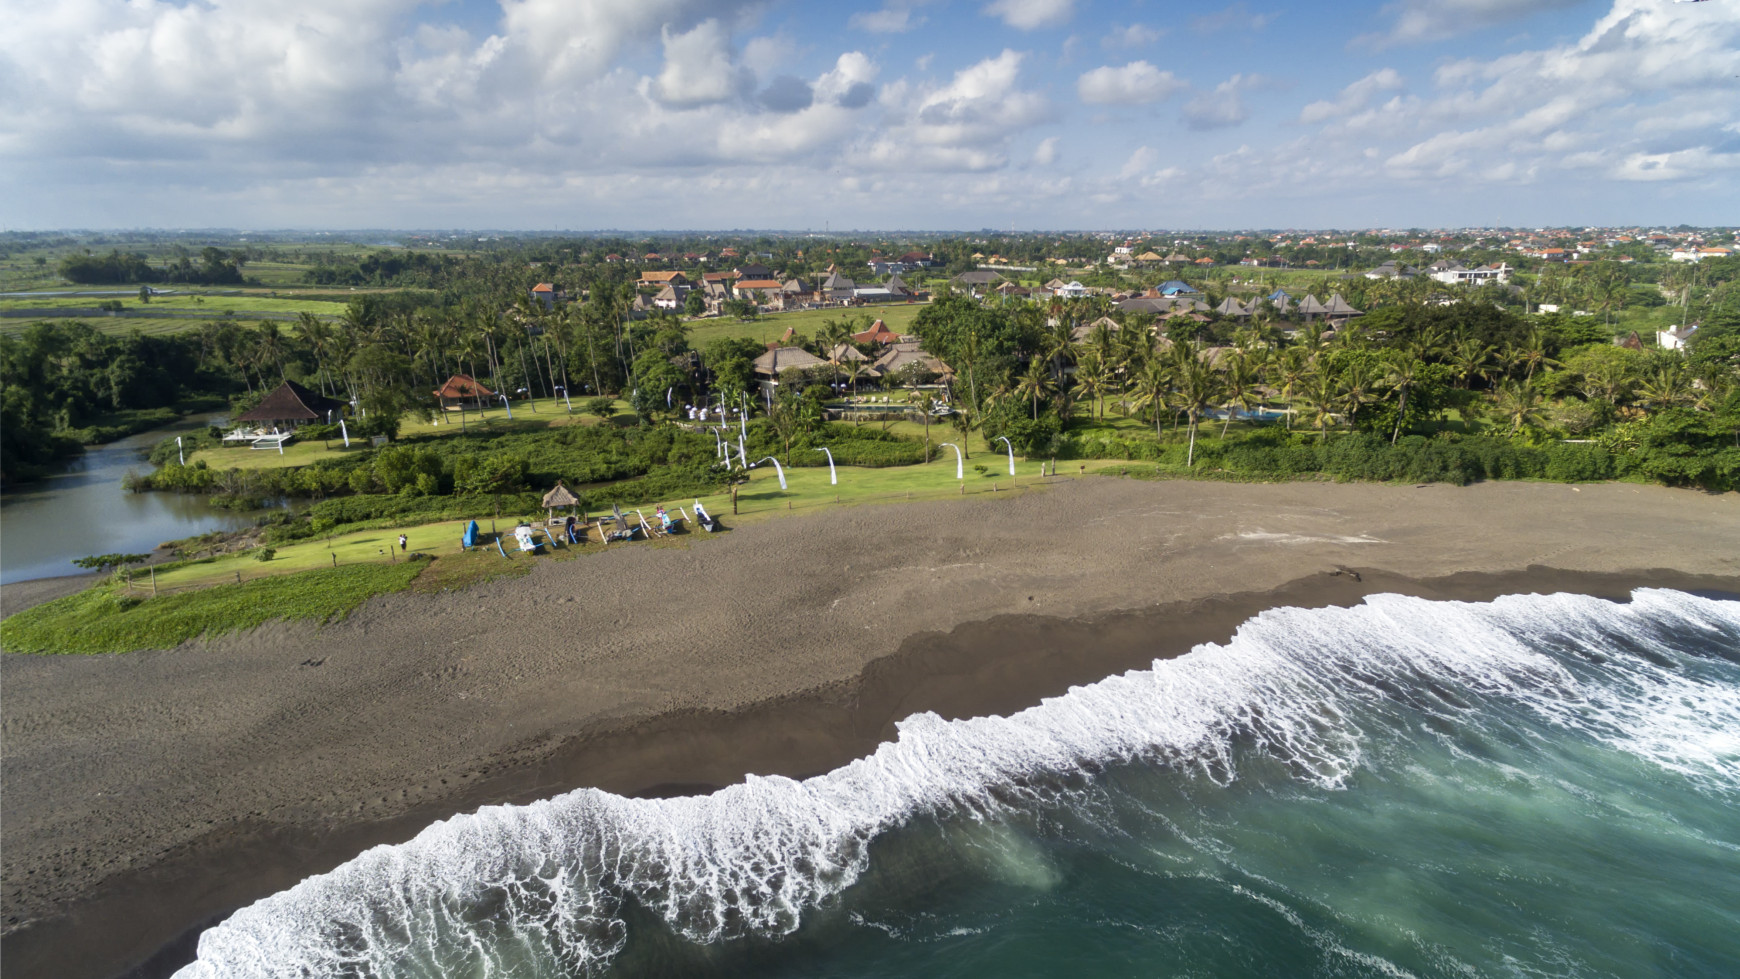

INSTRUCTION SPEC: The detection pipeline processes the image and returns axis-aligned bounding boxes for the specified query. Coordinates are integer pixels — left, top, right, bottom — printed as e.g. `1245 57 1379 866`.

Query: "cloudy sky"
2 0 1736 230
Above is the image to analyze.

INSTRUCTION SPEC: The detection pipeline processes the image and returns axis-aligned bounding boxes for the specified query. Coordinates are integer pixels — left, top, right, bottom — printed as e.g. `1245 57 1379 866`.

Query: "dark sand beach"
3 478 1738 978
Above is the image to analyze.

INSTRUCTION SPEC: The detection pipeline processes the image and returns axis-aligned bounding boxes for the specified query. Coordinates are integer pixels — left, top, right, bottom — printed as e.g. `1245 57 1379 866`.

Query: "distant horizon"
4 224 1734 239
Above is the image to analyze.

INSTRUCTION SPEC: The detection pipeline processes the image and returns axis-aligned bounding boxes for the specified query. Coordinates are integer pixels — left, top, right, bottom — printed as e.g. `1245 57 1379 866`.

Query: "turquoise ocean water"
177 589 1740 978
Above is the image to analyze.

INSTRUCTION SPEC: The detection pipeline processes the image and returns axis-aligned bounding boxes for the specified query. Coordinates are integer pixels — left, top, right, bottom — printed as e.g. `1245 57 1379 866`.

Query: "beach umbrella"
753 456 788 490
814 447 837 485
994 435 1016 476
940 442 964 480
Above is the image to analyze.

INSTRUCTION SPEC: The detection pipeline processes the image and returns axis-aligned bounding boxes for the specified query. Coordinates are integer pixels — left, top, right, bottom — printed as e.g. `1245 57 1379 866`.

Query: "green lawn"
686 303 928 347
0 293 355 337
145 453 1124 595
0 294 349 314
0 316 229 337
187 396 629 470
1 561 428 655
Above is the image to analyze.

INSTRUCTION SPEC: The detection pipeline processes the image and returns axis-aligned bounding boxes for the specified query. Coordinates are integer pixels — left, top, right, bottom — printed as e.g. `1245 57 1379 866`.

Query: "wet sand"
3 478 1738 978
0 571 100 616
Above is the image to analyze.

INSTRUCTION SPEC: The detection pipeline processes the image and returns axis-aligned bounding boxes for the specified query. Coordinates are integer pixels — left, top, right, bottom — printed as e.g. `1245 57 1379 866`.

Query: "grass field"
686 304 928 347
147 454 1126 593
0 561 430 655
186 395 628 469
0 294 350 314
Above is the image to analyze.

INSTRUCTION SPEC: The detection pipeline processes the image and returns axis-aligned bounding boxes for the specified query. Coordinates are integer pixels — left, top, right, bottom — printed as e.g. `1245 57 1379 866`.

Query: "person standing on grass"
398 534 407 552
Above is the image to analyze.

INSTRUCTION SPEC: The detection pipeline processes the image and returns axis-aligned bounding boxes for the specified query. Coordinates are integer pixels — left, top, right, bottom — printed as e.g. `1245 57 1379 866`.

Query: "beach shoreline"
3 479 1737 978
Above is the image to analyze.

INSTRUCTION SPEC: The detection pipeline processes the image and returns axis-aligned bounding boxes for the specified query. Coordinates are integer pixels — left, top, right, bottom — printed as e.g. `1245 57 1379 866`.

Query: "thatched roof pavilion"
236 380 347 428
752 346 826 378
542 481 582 523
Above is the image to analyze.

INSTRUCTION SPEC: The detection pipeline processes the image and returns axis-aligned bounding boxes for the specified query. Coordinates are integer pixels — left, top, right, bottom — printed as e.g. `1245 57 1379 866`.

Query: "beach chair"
512 525 541 553
693 500 721 533
602 504 638 543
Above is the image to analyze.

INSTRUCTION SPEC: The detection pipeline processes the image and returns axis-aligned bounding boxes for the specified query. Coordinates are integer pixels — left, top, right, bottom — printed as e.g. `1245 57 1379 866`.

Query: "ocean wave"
175 589 1740 978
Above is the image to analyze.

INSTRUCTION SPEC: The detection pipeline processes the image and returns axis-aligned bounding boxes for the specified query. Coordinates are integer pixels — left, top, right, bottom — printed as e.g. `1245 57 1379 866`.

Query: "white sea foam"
174 589 1740 978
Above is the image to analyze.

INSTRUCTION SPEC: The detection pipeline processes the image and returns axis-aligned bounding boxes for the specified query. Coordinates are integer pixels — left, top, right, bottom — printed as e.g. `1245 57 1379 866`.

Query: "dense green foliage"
59 246 245 285
0 561 427 655
71 553 151 571
10 234 1738 536
0 321 232 481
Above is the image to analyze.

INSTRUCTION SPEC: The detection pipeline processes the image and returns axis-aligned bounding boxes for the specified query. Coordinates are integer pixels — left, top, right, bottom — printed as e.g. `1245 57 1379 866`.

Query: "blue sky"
1 0 1735 230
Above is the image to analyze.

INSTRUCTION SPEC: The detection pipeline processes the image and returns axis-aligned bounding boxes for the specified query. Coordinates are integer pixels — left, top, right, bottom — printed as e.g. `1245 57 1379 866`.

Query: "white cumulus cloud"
1299 68 1406 123
982 0 1075 31
651 19 752 107
1102 24 1164 49
1183 74 1267 130
1355 0 1585 50
1078 62 1186 105
850 4 926 33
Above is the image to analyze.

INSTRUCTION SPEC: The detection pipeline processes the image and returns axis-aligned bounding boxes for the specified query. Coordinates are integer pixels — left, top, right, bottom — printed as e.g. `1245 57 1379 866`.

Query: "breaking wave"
175 589 1740 978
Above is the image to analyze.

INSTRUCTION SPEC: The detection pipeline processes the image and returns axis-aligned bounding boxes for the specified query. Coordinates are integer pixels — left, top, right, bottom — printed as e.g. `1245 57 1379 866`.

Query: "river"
0 419 263 585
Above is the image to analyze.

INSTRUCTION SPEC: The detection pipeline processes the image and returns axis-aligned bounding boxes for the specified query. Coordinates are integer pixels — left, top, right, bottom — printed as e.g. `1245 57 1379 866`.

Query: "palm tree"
1219 353 1258 438
1448 336 1493 389
1517 328 1559 383
295 312 335 395
1014 357 1056 420
1076 351 1110 421
1113 321 1153 416
1338 360 1380 435
818 317 852 392
1381 351 1427 445
1041 318 1076 383
947 407 976 458
1577 361 1631 405
1633 362 1692 411
843 359 869 401
1298 365 1341 442
1133 360 1172 438
1271 347 1310 431
254 320 288 383
1171 344 1221 467
1491 380 1546 434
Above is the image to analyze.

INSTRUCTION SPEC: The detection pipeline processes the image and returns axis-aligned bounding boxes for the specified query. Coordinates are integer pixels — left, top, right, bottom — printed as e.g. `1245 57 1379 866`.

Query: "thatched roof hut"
752 346 826 378
829 342 871 363
542 481 582 522
236 380 347 427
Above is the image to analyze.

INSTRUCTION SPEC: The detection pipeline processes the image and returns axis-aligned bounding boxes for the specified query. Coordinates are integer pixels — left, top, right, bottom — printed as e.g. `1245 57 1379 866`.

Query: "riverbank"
0 416 258 586
0 572 100 615
3 478 1737 978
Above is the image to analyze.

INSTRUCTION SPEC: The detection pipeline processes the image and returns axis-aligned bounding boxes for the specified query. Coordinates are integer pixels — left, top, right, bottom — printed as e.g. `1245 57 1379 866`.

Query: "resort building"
433 374 495 411
236 380 348 430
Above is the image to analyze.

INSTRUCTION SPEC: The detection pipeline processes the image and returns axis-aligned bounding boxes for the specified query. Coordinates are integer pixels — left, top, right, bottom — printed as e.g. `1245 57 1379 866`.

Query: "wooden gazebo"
542 481 582 524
